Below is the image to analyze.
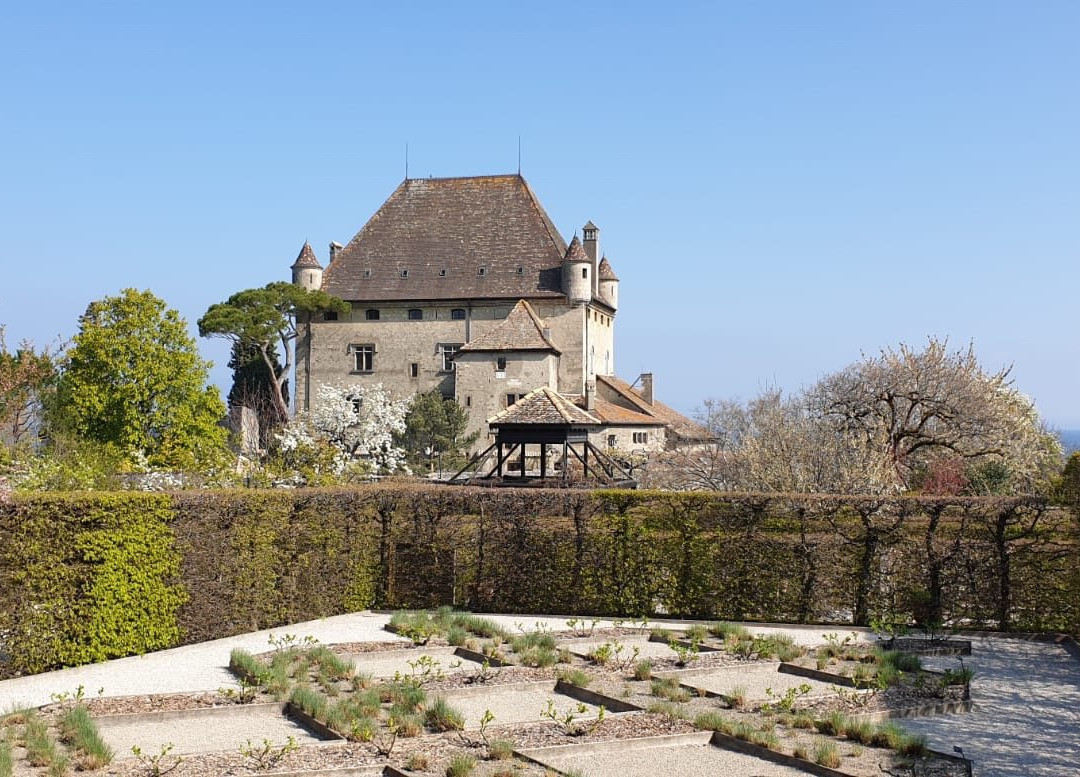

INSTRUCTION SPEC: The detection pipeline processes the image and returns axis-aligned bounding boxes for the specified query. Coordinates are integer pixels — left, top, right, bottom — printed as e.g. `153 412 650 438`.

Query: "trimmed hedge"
1 486 1077 676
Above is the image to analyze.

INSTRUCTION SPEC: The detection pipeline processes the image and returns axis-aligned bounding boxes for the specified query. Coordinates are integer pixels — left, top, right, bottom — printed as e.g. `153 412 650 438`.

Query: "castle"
291 174 705 454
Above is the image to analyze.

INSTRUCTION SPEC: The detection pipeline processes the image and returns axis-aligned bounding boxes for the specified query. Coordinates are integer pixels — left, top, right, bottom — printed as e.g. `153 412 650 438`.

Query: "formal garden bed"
0 611 974 777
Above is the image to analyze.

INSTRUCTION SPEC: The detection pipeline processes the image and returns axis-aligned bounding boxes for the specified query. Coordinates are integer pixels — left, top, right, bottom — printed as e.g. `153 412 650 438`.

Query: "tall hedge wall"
1 486 1076 676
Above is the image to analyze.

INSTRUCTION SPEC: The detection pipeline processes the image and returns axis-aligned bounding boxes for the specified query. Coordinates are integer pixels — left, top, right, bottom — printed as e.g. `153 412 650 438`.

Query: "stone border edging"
93 701 292 726
515 731 714 769
707 730 850 777
284 702 346 741
267 766 393 777
846 699 974 722
554 678 643 713
450 646 510 667
778 662 860 688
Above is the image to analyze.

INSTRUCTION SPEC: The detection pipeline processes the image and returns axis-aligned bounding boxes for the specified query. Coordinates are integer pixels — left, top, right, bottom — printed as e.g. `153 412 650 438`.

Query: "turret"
598 256 619 310
291 242 323 291
562 235 592 305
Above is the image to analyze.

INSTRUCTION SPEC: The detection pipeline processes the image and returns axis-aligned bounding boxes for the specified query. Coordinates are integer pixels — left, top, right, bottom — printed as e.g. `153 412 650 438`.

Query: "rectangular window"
465 396 471 407
632 432 648 445
350 344 374 373
410 362 419 378
506 394 518 407
439 343 462 371
408 308 423 320
608 434 617 448
323 311 338 321
496 357 507 371
451 308 466 320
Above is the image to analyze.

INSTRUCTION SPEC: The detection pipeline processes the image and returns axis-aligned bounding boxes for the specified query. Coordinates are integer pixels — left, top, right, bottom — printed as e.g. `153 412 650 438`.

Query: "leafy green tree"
1061 452 1080 514
52 288 228 470
398 390 478 471
227 341 288 445
198 282 348 422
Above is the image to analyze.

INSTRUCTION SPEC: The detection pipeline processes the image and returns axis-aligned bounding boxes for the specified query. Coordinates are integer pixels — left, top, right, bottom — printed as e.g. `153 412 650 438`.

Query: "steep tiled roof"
564 235 590 263
322 175 568 302
291 242 322 269
458 300 560 354
596 375 712 442
582 396 661 426
598 256 618 281
488 387 601 426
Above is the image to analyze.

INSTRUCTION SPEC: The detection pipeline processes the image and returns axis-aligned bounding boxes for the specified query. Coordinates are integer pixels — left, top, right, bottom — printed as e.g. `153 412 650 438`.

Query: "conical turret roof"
598 256 618 281
564 235 590 263
291 242 322 270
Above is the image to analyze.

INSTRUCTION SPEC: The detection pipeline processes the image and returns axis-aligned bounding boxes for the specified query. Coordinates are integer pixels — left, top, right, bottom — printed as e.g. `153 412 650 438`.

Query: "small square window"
400 269 409 278
506 394 518 407
362 268 372 278
408 308 423 320
439 268 447 277
410 363 419 378
477 267 486 277
516 265 524 275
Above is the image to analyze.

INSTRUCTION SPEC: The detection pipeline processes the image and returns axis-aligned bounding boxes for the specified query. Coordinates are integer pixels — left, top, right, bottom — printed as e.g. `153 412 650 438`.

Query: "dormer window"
400 269 409 279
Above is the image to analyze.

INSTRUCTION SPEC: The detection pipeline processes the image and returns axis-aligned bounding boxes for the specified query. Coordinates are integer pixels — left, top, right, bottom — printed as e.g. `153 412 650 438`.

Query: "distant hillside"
1059 429 1080 454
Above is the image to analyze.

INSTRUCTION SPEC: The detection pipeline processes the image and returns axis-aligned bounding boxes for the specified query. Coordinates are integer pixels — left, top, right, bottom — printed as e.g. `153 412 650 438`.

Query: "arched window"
451 308 466 320
365 309 380 320
408 308 423 320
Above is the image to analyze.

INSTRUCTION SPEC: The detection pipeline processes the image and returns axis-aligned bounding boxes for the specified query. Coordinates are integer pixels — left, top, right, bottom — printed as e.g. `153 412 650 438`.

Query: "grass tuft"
425 697 465 732
445 753 476 777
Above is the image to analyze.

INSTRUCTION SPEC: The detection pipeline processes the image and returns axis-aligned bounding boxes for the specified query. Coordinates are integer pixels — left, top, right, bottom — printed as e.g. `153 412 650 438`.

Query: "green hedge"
1 486 1076 676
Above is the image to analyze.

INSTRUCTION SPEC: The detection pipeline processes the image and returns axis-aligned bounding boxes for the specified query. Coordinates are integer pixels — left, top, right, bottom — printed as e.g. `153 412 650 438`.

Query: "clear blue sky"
2 2 1077 427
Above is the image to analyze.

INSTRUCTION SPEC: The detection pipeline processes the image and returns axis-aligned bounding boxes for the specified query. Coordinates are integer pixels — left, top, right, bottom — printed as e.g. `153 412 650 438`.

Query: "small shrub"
647 701 689 720
707 621 750 640
694 711 733 733
289 685 328 722
229 648 268 684
726 685 747 709
347 716 377 742
59 704 114 769
489 739 515 760
446 753 477 777
447 625 468 646
814 711 849 736
388 681 427 713
425 697 465 732
843 718 875 745
792 712 815 729
633 659 652 680
814 741 841 768
406 752 429 770
393 712 425 738
557 667 590 688
650 627 673 641
684 624 708 642
651 677 690 703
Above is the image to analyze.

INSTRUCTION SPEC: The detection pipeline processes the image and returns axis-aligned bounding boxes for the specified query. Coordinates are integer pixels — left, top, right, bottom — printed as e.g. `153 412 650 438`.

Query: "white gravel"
899 636 1080 777
441 682 599 730
94 704 326 757
0 611 409 709
560 636 689 661
528 737 809 777
337 646 482 679
658 662 837 701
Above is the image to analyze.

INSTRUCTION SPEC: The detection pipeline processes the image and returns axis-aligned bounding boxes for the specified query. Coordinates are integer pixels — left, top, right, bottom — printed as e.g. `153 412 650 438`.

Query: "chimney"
329 241 344 263
639 373 653 406
585 378 596 411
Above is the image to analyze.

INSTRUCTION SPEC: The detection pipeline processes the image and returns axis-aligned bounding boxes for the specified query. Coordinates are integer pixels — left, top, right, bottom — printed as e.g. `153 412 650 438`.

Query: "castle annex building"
291 174 705 452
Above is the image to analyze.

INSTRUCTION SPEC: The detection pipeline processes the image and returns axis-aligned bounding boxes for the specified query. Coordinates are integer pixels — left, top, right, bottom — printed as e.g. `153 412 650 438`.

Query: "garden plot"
522 733 809 777
561 635 698 661
93 703 333 757
441 681 603 730
659 662 837 702
334 646 483 679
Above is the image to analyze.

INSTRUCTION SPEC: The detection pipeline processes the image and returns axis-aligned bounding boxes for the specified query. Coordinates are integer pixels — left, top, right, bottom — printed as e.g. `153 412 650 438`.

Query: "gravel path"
95 704 326 756
660 662 837 701
900 636 1080 777
527 736 809 777
0 611 409 708
442 683 600 729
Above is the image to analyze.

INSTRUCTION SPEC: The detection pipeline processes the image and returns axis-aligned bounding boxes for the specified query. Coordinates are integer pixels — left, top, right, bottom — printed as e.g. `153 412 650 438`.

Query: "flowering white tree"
275 383 410 481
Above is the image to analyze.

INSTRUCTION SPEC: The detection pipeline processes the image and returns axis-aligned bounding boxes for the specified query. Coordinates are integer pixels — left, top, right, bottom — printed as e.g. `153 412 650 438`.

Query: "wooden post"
540 444 547 478
496 442 503 477
519 441 527 476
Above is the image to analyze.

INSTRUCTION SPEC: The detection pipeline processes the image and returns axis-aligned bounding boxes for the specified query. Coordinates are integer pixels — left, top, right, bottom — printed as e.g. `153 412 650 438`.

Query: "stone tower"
291 242 323 291
562 235 593 305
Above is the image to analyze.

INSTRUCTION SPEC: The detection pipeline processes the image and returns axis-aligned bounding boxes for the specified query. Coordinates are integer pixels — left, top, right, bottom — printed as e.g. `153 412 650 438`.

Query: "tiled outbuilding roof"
458 300 560 354
582 396 661 426
488 387 601 426
322 175 569 302
596 375 711 442
291 242 322 269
